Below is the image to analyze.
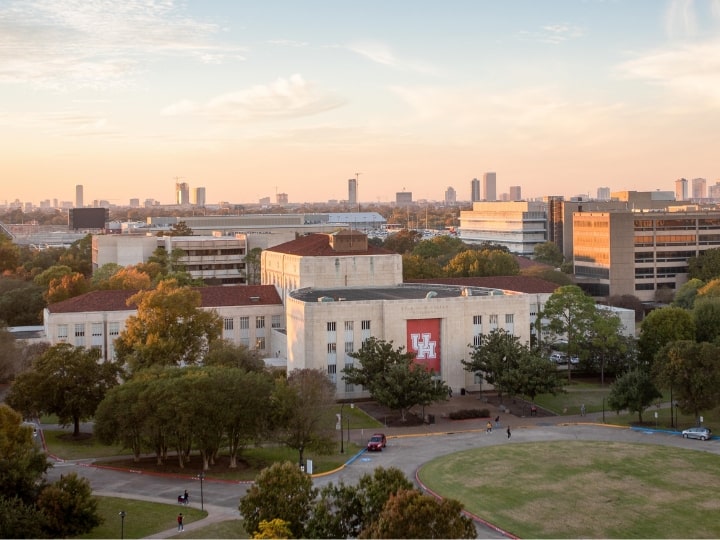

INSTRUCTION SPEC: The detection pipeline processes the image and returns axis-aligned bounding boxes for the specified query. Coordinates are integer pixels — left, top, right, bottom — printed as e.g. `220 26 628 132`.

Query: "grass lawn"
166 519 247 539
419 441 720 539
76 496 207 539
43 429 126 460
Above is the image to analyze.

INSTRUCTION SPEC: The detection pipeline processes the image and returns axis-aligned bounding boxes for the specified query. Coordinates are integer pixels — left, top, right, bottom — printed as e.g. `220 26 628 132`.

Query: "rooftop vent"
250 296 260 302
318 296 335 302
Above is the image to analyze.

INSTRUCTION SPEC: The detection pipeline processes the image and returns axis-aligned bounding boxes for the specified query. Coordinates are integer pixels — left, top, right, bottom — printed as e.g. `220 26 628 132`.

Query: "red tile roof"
406 276 559 294
265 233 394 256
47 285 282 314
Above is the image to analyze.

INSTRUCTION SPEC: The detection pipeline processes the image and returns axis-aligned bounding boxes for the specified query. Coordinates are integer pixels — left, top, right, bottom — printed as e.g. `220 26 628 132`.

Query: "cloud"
346 41 438 75
664 0 698 38
162 74 346 120
517 24 585 45
0 0 243 89
618 39 720 106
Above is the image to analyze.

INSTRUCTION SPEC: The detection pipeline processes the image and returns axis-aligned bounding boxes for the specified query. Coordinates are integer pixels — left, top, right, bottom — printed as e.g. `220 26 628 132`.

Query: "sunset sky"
3 0 720 206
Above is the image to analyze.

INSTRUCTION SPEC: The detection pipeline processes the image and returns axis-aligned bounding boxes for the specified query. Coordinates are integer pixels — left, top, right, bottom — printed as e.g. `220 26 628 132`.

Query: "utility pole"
355 172 361 212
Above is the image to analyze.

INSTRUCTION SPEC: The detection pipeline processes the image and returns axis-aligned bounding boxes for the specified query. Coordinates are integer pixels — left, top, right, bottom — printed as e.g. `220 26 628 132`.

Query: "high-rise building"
709 181 720 200
277 193 289 205
444 186 456 205
597 187 611 200
471 178 480 202
692 178 707 200
675 178 688 201
176 182 190 205
509 186 522 201
75 184 83 208
348 178 357 205
482 172 496 201
192 187 206 206
396 191 413 207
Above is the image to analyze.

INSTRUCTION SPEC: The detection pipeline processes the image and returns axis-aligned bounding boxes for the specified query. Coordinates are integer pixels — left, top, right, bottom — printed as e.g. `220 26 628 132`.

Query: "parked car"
549 352 567 364
367 433 387 451
682 427 712 440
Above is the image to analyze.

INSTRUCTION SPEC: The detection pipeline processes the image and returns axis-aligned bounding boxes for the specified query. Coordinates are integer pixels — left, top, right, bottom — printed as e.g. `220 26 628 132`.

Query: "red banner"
407 319 441 373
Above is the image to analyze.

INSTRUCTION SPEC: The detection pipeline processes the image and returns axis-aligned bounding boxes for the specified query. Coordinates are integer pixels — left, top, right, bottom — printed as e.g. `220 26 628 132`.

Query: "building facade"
444 186 457 205
348 178 357 205
75 185 83 208
471 178 480 202
458 201 547 255
675 178 688 201
482 172 497 201
573 208 720 300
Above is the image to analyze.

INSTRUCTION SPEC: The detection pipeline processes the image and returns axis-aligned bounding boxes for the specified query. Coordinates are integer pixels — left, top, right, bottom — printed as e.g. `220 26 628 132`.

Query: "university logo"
410 332 437 359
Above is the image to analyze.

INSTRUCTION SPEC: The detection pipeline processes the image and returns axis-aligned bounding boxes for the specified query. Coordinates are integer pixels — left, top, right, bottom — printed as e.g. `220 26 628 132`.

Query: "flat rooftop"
290 284 508 303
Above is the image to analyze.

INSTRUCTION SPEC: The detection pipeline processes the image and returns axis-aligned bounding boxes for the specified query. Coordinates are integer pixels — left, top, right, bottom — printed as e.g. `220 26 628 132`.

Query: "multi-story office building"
458 201 547 255
176 182 190 205
509 186 522 201
192 187 206 207
471 178 481 202
482 172 497 201
276 193 289 205
709 181 720 200
75 185 83 208
691 178 706 200
395 191 413 206
348 178 357 205
597 187 611 200
573 208 720 301
444 186 457 205
675 178 688 201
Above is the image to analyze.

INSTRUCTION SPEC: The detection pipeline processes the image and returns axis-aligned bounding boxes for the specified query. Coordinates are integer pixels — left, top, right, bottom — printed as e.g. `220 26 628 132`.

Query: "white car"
682 427 712 441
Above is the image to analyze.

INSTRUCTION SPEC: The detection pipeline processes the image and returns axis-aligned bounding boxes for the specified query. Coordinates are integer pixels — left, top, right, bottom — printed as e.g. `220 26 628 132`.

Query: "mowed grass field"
419 441 720 539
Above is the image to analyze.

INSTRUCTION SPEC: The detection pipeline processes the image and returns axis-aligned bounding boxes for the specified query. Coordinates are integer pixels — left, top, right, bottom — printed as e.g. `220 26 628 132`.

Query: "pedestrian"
580 404 586 417
494 415 500 428
507 426 511 439
448 387 453 398
183 490 189 504
177 513 184 532
486 421 492 433
530 405 538 417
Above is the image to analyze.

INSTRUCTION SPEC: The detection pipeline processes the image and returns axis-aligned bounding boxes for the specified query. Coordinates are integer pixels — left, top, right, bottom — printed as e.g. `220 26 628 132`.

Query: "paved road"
42 416 719 539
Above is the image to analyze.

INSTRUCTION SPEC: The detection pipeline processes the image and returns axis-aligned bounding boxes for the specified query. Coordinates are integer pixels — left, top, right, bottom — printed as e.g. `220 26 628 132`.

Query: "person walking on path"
177 513 184 532
580 404 586 417
495 415 500 428
507 426 511 439
486 421 492 433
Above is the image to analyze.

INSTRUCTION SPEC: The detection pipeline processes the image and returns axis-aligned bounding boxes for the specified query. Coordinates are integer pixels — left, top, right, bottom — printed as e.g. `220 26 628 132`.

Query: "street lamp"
339 402 355 453
198 471 205 511
118 511 126 540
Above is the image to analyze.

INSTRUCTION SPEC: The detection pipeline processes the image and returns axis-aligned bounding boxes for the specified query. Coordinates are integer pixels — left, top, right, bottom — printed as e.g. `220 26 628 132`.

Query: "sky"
3 0 720 207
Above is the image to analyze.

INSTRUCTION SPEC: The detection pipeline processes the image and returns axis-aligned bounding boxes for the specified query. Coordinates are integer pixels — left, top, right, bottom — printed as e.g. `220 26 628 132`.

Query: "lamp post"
339 403 354 453
118 510 126 540
198 472 205 511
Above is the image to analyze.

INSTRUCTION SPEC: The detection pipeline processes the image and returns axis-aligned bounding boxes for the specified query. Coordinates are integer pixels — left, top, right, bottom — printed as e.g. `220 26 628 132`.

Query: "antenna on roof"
355 172 362 212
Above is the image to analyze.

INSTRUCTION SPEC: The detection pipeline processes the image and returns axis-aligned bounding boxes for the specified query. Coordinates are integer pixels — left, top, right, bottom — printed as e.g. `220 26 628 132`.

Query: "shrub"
448 408 490 420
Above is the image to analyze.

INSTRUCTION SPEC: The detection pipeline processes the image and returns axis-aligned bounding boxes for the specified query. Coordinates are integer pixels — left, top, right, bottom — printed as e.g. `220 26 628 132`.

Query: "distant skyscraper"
509 186 522 201
471 178 480 202
348 178 357 205
445 186 457 205
176 182 190 205
75 184 83 208
396 191 413 207
675 178 688 201
597 187 611 200
277 192 289 205
691 178 706 200
482 172 496 201
709 181 720 200
192 187 206 206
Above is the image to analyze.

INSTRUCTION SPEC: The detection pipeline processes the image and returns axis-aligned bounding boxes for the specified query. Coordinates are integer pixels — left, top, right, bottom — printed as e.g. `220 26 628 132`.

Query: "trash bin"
460 388 466 395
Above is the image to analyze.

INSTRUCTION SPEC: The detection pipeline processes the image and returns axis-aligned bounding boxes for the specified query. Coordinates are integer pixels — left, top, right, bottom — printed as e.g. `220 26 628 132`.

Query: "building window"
327 343 337 354
489 314 498 330
109 322 119 336
344 321 353 332
224 318 234 331
345 341 354 354
361 320 371 330
327 364 337 383
255 337 266 350
239 317 250 330
74 324 85 346
57 324 68 342
272 315 282 329
91 323 103 348
505 314 514 334
239 337 250 347
327 322 336 332
256 316 265 329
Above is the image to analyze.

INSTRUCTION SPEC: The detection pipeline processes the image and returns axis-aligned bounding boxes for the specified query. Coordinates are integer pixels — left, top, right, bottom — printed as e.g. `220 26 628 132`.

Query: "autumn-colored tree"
114 279 222 372
444 249 519 277
107 266 152 290
254 519 292 539
45 271 90 303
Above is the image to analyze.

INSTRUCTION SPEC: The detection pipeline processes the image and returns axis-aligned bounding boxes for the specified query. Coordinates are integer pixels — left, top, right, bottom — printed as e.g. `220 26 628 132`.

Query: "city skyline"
3 0 720 206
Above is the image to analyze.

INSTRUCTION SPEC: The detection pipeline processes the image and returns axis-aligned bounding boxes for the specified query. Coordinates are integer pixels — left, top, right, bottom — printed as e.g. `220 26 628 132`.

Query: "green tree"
501 350 564 405
0 404 50 505
672 278 704 309
360 489 476 539
57 234 93 277
606 369 661 423
36 472 102 538
33 265 73 289
444 249 519 277
540 285 597 381
114 279 222 372
159 221 194 236
0 325 21 383
0 278 45 326
533 241 564 267
582 308 629 385
687 247 720 281
239 460 317 538
344 338 448 422
411 235 467 267
0 496 48 539
203 340 266 372
692 297 720 343
0 235 20 273
273 369 336 466
305 481 363 539
94 380 148 462
462 329 526 399
401 253 443 280
6 344 122 437
355 466 414 528
519 266 573 286
245 247 263 285
637 306 695 367
607 294 645 322
383 229 422 254
653 340 720 421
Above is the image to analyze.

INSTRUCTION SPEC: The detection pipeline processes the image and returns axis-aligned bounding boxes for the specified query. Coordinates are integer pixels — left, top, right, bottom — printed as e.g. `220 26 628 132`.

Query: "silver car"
681 427 712 440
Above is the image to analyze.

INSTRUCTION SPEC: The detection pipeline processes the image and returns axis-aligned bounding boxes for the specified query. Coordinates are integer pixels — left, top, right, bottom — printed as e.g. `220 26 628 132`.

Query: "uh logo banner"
407 318 441 373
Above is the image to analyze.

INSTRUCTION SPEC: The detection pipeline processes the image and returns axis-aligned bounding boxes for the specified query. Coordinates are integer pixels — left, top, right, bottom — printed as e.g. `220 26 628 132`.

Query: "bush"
448 408 490 420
